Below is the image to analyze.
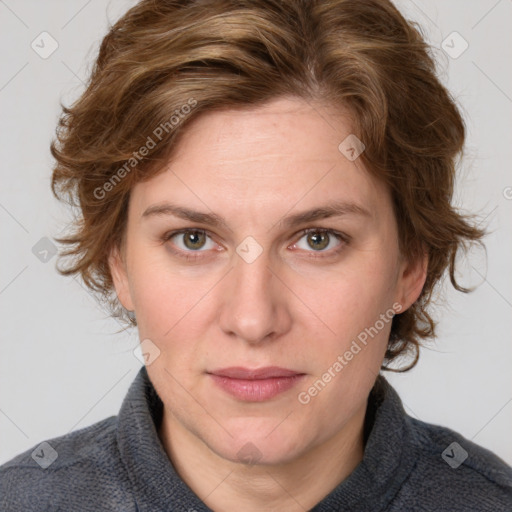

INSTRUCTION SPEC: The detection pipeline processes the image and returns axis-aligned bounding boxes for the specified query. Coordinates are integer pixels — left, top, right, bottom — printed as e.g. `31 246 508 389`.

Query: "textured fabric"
1 366 511 511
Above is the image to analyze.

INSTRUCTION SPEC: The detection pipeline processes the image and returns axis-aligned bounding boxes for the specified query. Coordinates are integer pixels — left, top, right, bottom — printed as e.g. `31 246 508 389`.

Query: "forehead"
170 96 355 169
129 96 387 223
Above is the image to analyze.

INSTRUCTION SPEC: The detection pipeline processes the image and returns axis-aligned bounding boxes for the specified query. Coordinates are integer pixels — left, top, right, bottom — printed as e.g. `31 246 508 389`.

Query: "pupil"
309 231 328 250
185 231 204 250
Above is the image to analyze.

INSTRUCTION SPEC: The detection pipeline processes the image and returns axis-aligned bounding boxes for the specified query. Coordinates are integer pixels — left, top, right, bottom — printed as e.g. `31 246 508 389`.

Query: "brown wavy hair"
50 0 485 371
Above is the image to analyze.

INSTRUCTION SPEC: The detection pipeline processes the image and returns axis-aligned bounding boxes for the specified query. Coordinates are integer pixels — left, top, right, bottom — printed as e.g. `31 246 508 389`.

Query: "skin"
109 95 427 511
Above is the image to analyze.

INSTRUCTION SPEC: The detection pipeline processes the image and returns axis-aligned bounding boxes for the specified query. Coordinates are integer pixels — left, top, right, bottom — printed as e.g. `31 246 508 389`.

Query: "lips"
207 366 305 402
210 366 302 379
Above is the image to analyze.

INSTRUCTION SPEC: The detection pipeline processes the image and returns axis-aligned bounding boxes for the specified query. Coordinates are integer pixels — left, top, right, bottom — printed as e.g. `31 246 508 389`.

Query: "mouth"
207 366 306 402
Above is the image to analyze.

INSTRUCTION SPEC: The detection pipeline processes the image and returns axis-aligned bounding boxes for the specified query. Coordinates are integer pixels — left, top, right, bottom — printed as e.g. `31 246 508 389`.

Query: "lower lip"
209 374 305 402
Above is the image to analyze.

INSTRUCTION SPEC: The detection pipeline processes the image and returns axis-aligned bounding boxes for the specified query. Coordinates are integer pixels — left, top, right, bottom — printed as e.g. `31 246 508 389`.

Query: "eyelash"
161 228 350 262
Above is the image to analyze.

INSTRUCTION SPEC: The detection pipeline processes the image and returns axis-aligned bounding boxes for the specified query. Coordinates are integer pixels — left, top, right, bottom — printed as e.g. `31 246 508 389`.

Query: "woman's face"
110 96 425 466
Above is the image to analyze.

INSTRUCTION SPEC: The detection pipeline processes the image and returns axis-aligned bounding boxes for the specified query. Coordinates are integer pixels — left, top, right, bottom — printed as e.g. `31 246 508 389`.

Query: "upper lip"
208 366 303 379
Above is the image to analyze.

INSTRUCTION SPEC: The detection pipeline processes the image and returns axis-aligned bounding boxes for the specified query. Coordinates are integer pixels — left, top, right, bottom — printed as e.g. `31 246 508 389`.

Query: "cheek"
291 256 399 379
126 248 225 362
294 266 394 418
126 247 195 334
301 255 398 330
127 229 399 352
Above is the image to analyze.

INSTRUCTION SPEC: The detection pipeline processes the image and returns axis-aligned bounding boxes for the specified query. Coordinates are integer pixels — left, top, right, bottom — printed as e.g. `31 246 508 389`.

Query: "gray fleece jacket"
1 366 511 511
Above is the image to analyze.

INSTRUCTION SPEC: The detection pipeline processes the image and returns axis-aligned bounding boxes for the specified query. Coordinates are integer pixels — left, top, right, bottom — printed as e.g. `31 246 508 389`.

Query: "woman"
1 0 511 510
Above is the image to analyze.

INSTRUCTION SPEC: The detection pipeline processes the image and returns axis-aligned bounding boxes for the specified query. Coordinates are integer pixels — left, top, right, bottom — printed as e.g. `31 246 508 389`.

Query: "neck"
158 400 368 511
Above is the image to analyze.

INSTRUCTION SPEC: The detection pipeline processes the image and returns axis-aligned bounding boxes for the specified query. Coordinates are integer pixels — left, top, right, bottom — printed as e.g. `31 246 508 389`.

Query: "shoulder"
0 416 135 512
394 415 512 511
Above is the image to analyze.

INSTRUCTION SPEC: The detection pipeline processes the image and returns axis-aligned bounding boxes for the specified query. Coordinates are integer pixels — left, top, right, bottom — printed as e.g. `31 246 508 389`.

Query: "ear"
108 245 135 312
395 250 428 312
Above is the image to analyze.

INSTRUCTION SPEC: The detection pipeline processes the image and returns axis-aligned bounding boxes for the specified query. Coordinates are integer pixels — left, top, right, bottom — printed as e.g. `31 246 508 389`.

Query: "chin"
203 420 311 467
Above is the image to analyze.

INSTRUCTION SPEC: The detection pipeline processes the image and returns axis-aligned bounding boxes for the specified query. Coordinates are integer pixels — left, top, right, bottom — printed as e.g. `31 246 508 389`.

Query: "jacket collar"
116 366 416 511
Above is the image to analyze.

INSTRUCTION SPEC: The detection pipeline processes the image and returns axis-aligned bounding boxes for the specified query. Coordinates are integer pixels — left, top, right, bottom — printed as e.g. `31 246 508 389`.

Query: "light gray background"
1 0 511 466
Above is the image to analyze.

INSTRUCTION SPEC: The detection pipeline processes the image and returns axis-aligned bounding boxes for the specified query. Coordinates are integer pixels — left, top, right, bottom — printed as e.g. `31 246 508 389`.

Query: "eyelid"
162 228 221 254
290 227 349 256
161 226 349 260
294 227 350 244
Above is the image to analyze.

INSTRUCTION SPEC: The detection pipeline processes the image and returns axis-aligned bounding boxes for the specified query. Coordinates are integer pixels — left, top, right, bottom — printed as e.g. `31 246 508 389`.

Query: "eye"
161 227 349 262
164 229 217 253
291 228 348 255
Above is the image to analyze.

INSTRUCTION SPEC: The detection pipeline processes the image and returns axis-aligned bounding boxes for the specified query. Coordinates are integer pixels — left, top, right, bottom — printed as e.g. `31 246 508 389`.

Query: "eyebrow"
141 200 371 231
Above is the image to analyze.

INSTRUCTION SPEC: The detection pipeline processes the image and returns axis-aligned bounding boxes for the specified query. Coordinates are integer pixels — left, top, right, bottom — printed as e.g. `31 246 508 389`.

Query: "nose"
218 247 292 345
